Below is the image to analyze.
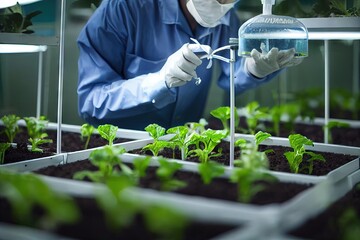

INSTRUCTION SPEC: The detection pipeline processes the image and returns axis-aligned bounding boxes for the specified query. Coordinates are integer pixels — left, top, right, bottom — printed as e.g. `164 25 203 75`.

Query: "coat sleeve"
76 0 176 124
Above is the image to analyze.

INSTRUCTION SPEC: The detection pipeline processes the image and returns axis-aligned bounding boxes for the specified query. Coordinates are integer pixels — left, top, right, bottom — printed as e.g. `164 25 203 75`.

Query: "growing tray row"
0 135 359 239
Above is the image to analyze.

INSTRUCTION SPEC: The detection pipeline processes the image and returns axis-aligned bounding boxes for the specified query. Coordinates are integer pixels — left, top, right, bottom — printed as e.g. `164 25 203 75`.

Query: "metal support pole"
57 0 66 154
229 38 238 168
324 40 330 144
353 40 359 95
36 51 43 118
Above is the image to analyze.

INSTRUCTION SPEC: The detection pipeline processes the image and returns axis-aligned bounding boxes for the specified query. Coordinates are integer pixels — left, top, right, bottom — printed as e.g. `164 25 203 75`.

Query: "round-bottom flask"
238 14 308 59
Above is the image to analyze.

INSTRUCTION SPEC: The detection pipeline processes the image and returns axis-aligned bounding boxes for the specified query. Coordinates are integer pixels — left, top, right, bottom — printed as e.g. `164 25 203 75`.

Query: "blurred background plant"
0 2 42 33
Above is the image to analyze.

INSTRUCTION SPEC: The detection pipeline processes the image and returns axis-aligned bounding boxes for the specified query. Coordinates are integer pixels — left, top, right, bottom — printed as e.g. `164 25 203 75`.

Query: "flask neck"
262 3 272 15
261 0 275 15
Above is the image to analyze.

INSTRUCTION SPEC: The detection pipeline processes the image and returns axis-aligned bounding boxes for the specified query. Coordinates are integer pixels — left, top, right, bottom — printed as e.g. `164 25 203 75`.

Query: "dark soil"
288 183 360 240
0 126 134 164
207 116 360 148
3 149 313 239
129 140 358 177
35 159 312 205
0 196 238 240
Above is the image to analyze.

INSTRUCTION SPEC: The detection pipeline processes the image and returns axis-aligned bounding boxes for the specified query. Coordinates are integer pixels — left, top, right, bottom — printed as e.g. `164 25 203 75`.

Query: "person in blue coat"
77 0 301 130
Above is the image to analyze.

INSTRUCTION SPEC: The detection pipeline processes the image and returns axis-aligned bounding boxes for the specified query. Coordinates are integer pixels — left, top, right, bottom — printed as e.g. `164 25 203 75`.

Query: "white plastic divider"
277 169 360 234
0 223 72 240
214 169 360 240
2 133 358 184
0 154 65 172
1 146 351 239
0 120 151 140
0 138 153 172
27 151 327 224
230 134 360 183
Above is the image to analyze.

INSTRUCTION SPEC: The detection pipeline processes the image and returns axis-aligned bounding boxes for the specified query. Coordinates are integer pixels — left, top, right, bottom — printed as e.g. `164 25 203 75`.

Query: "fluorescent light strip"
308 32 360 40
0 44 47 53
0 0 42 8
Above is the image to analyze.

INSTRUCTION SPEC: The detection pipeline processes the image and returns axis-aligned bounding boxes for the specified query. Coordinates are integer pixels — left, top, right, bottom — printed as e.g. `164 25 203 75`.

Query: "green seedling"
198 160 225 185
167 126 193 160
331 88 360 120
240 101 268 134
132 156 152 181
156 158 187 191
80 123 95 149
231 131 275 203
324 120 350 144
95 175 139 230
185 118 208 134
210 106 239 136
235 131 273 169
97 124 118 146
73 145 129 183
230 167 275 203
96 174 188 239
293 88 323 122
1 114 21 143
268 105 282 137
144 204 189 240
142 123 169 156
0 143 11 164
142 140 170 157
144 123 166 140
187 129 228 164
0 170 79 230
24 116 53 152
284 134 325 174
281 102 301 133
338 207 360 240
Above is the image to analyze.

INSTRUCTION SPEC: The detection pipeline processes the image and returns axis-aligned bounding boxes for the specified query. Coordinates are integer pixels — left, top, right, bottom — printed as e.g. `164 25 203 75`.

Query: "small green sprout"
0 143 11 164
80 123 95 149
230 167 275 203
198 160 225 185
96 175 188 239
185 118 208 134
1 114 21 143
210 106 239 135
132 156 152 181
97 124 118 146
268 105 282 136
142 123 169 156
144 204 189 240
167 126 192 160
323 120 350 144
284 134 325 174
0 170 79 230
282 102 301 133
142 140 170 157
73 145 127 182
231 131 275 203
24 116 53 152
240 101 268 134
187 129 228 164
338 207 360 240
144 123 166 140
156 158 187 191
95 175 139 230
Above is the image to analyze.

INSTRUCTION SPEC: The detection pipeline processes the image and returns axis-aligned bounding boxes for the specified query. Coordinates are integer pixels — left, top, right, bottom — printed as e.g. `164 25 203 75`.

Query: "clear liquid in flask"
239 33 308 58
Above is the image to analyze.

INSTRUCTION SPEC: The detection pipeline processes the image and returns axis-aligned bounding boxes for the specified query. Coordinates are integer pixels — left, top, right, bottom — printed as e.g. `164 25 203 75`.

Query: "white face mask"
186 0 235 28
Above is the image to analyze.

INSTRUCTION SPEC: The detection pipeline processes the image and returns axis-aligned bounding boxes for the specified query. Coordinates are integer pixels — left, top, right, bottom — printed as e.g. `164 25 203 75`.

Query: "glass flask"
238 12 308 59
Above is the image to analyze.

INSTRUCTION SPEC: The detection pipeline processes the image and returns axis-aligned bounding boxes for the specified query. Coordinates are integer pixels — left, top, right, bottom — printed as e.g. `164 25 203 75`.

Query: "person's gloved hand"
161 43 203 88
246 44 303 78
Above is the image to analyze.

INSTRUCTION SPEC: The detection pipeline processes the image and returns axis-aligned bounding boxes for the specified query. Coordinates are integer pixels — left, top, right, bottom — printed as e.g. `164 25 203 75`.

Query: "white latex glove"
246 44 303 78
161 43 203 88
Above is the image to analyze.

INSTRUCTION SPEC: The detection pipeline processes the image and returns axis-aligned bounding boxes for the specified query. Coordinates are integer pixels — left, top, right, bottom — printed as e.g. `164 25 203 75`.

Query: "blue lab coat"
77 0 277 130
